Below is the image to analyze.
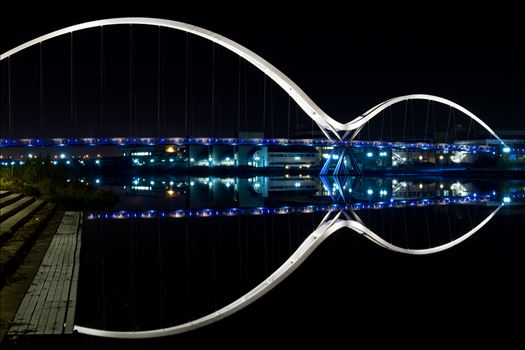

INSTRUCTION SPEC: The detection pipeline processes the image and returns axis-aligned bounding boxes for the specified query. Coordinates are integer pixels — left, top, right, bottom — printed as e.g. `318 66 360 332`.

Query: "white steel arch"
344 94 506 145
74 203 502 338
0 20 505 144
0 17 339 140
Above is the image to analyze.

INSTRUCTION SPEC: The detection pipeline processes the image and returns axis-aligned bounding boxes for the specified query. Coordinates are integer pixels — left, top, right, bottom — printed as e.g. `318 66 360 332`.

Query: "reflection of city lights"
450 151 467 163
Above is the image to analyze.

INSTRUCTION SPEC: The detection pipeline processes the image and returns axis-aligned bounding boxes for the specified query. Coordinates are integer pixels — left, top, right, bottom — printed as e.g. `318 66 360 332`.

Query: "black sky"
1 2 524 138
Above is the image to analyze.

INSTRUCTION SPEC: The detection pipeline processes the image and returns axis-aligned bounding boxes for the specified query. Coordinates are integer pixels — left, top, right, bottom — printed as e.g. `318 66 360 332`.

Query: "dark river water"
74 175 525 346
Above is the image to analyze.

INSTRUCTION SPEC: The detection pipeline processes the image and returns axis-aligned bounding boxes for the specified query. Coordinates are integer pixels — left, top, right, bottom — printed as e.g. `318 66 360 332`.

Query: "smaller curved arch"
342 94 506 145
347 205 502 255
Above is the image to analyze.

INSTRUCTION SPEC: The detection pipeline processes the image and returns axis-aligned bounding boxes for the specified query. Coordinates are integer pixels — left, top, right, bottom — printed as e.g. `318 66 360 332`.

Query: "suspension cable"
270 83 274 138
237 56 241 134
243 61 248 131
445 106 452 143
262 74 266 135
8 57 12 138
39 43 45 138
296 103 299 137
184 33 189 137
129 25 133 136
100 26 105 138
424 99 430 142
211 42 215 137
157 26 161 138
402 100 408 141
70 32 76 137
287 96 291 139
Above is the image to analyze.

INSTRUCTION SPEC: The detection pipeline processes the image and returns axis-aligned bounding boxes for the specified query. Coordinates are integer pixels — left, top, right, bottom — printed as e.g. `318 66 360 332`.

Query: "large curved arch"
74 210 346 338
343 94 506 145
75 202 502 338
0 17 343 140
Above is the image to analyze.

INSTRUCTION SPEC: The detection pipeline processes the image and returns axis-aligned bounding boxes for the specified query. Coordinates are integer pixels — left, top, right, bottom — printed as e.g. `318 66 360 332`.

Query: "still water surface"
75 175 525 342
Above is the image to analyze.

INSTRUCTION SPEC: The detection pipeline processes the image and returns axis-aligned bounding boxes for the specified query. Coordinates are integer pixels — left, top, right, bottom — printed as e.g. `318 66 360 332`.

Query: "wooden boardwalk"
7 212 82 337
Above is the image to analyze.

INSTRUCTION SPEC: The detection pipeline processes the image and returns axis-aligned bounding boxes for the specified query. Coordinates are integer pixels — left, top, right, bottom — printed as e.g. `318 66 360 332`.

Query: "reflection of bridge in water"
77 189 524 338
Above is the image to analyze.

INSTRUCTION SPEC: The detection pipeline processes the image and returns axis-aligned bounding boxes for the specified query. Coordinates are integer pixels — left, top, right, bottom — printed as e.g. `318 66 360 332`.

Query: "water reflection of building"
119 175 324 209
103 174 525 211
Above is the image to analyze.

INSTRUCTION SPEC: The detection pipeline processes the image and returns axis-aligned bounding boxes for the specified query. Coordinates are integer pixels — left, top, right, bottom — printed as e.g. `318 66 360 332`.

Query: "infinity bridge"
1 18 519 339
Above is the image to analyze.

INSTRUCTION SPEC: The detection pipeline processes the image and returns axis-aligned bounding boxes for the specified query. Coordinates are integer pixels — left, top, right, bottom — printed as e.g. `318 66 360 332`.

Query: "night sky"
1 4 524 139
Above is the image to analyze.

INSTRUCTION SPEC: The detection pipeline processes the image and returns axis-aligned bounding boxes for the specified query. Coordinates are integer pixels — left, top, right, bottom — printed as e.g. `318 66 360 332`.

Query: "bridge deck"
8 212 82 337
0 137 501 152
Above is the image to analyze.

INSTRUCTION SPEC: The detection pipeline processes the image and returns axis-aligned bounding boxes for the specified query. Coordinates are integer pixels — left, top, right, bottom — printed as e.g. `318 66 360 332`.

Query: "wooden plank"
64 215 82 334
39 236 67 334
8 212 82 337
10 232 61 334
45 236 71 334
31 236 63 334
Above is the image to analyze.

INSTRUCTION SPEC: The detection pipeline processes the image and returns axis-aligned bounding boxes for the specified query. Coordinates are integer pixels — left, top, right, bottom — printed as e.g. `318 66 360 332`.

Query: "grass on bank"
0 158 116 210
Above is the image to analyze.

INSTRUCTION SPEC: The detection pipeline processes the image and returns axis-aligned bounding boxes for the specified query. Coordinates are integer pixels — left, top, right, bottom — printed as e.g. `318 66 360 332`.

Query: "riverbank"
0 209 64 342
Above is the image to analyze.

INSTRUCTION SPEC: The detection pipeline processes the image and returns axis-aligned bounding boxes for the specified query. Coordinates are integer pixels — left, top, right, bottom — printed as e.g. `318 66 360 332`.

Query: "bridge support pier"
320 175 362 203
320 147 362 176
